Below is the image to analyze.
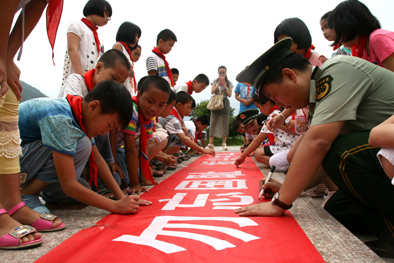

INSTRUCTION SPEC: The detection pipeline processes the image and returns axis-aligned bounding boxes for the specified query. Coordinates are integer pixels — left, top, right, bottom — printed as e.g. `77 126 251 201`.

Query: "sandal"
98 188 116 200
8 202 66 232
222 144 228 151
166 165 177 170
207 144 214 150
0 209 43 250
152 169 165 177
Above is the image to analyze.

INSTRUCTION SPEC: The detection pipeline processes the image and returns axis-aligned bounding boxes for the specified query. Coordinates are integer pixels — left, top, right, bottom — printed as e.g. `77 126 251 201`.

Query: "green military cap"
236 37 293 104
236 109 259 126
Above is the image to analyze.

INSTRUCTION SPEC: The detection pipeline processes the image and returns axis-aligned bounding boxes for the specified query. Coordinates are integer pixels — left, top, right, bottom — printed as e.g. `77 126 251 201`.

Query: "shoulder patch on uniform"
315 75 333 102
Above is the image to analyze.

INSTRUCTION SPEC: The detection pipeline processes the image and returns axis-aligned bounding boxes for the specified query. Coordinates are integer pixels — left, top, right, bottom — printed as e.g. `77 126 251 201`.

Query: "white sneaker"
222 144 228 151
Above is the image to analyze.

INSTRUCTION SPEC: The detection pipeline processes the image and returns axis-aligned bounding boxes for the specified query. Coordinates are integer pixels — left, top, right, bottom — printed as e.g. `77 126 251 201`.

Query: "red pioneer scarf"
152 47 174 88
132 96 155 185
66 94 98 187
186 81 193 95
192 119 202 143
119 42 137 94
81 18 101 54
84 69 95 91
351 36 367 58
304 44 315 60
46 0 64 65
333 44 340 51
170 107 182 121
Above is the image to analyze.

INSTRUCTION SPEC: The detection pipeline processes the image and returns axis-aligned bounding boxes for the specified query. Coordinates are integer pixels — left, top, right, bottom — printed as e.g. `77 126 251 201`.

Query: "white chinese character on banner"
159 192 254 210
113 216 260 254
186 171 245 179
210 192 254 209
175 180 247 190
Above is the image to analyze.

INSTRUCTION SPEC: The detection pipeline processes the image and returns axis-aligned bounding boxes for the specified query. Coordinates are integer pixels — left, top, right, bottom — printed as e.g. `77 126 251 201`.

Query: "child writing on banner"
19 81 151 217
174 74 209 95
61 0 111 87
113 21 141 96
183 115 210 155
234 99 298 167
58 49 131 198
113 76 172 193
146 29 177 89
159 91 215 156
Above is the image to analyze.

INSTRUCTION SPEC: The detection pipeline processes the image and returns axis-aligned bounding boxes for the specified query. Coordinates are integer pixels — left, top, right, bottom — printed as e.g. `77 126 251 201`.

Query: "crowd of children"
1 0 394 259
0 0 215 250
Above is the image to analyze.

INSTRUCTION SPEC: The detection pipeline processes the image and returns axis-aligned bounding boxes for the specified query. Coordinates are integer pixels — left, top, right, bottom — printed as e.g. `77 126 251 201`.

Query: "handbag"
207 88 224 111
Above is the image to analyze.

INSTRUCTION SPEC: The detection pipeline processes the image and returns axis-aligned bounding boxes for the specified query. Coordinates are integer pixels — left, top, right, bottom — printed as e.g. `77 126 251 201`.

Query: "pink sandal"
0 209 43 250
9 202 66 232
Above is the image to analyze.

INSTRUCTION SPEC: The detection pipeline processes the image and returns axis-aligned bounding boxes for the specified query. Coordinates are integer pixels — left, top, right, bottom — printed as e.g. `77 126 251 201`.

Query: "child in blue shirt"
19 81 151 217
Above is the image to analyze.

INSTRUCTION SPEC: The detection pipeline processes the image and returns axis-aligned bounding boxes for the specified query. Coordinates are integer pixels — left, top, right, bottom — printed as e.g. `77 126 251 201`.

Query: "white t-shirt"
120 45 135 96
61 20 103 88
175 83 189 94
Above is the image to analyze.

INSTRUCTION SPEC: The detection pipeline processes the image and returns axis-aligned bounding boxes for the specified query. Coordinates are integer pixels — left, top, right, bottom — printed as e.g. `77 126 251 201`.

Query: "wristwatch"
271 192 293 210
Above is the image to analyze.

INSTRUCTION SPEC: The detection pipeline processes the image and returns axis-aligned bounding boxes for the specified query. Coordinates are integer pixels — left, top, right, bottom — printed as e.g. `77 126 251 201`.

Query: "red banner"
36 153 324 263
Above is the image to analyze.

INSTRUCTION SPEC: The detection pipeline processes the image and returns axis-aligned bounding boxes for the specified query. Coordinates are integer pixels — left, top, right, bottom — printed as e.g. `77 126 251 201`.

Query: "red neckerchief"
247 85 250 98
84 69 95 91
192 119 202 143
267 106 279 145
66 94 98 187
152 47 174 88
186 81 193 95
351 36 367 58
333 44 340 51
119 42 138 94
132 96 155 185
304 44 315 59
170 107 183 121
46 0 64 65
81 18 101 54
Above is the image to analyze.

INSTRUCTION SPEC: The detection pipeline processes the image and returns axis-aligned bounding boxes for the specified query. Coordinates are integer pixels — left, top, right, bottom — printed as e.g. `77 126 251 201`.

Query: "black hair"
83 0 112 18
84 80 133 129
258 53 310 104
171 68 179 75
217 65 230 87
321 11 331 21
98 49 131 70
196 115 210 126
191 96 196 108
140 75 171 96
137 76 148 91
193 74 209 86
231 119 242 131
274 17 312 50
157 29 177 45
252 94 260 103
131 44 141 52
167 90 177 104
176 91 192 105
328 0 380 46
116 22 141 46
257 113 268 125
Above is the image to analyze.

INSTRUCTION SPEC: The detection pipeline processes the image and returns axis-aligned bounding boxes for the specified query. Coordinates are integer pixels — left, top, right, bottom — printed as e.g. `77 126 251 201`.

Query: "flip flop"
8 202 65 232
0 209 42 250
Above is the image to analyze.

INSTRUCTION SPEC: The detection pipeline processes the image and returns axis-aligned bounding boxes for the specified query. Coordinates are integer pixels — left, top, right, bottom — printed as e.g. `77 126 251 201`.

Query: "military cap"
236 109 259 126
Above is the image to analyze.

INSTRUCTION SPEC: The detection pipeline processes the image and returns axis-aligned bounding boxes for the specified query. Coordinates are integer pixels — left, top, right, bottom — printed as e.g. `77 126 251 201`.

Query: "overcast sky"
15 0 394 114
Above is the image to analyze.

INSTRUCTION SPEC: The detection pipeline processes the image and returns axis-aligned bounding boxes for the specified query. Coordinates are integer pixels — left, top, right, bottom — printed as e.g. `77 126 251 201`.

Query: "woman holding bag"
207 65 233 151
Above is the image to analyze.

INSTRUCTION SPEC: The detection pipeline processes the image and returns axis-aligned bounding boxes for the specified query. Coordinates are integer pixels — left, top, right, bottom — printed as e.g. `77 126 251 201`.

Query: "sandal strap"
8 202 26 216
0 208 7 215
8 225 37 239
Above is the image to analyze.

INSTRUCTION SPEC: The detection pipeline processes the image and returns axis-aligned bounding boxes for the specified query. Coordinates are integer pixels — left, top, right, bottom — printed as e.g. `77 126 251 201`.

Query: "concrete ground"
1 146 392 262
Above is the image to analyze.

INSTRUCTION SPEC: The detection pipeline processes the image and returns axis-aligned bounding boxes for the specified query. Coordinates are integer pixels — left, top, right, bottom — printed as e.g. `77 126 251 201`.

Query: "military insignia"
315 75 333 102
240 114 246 119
